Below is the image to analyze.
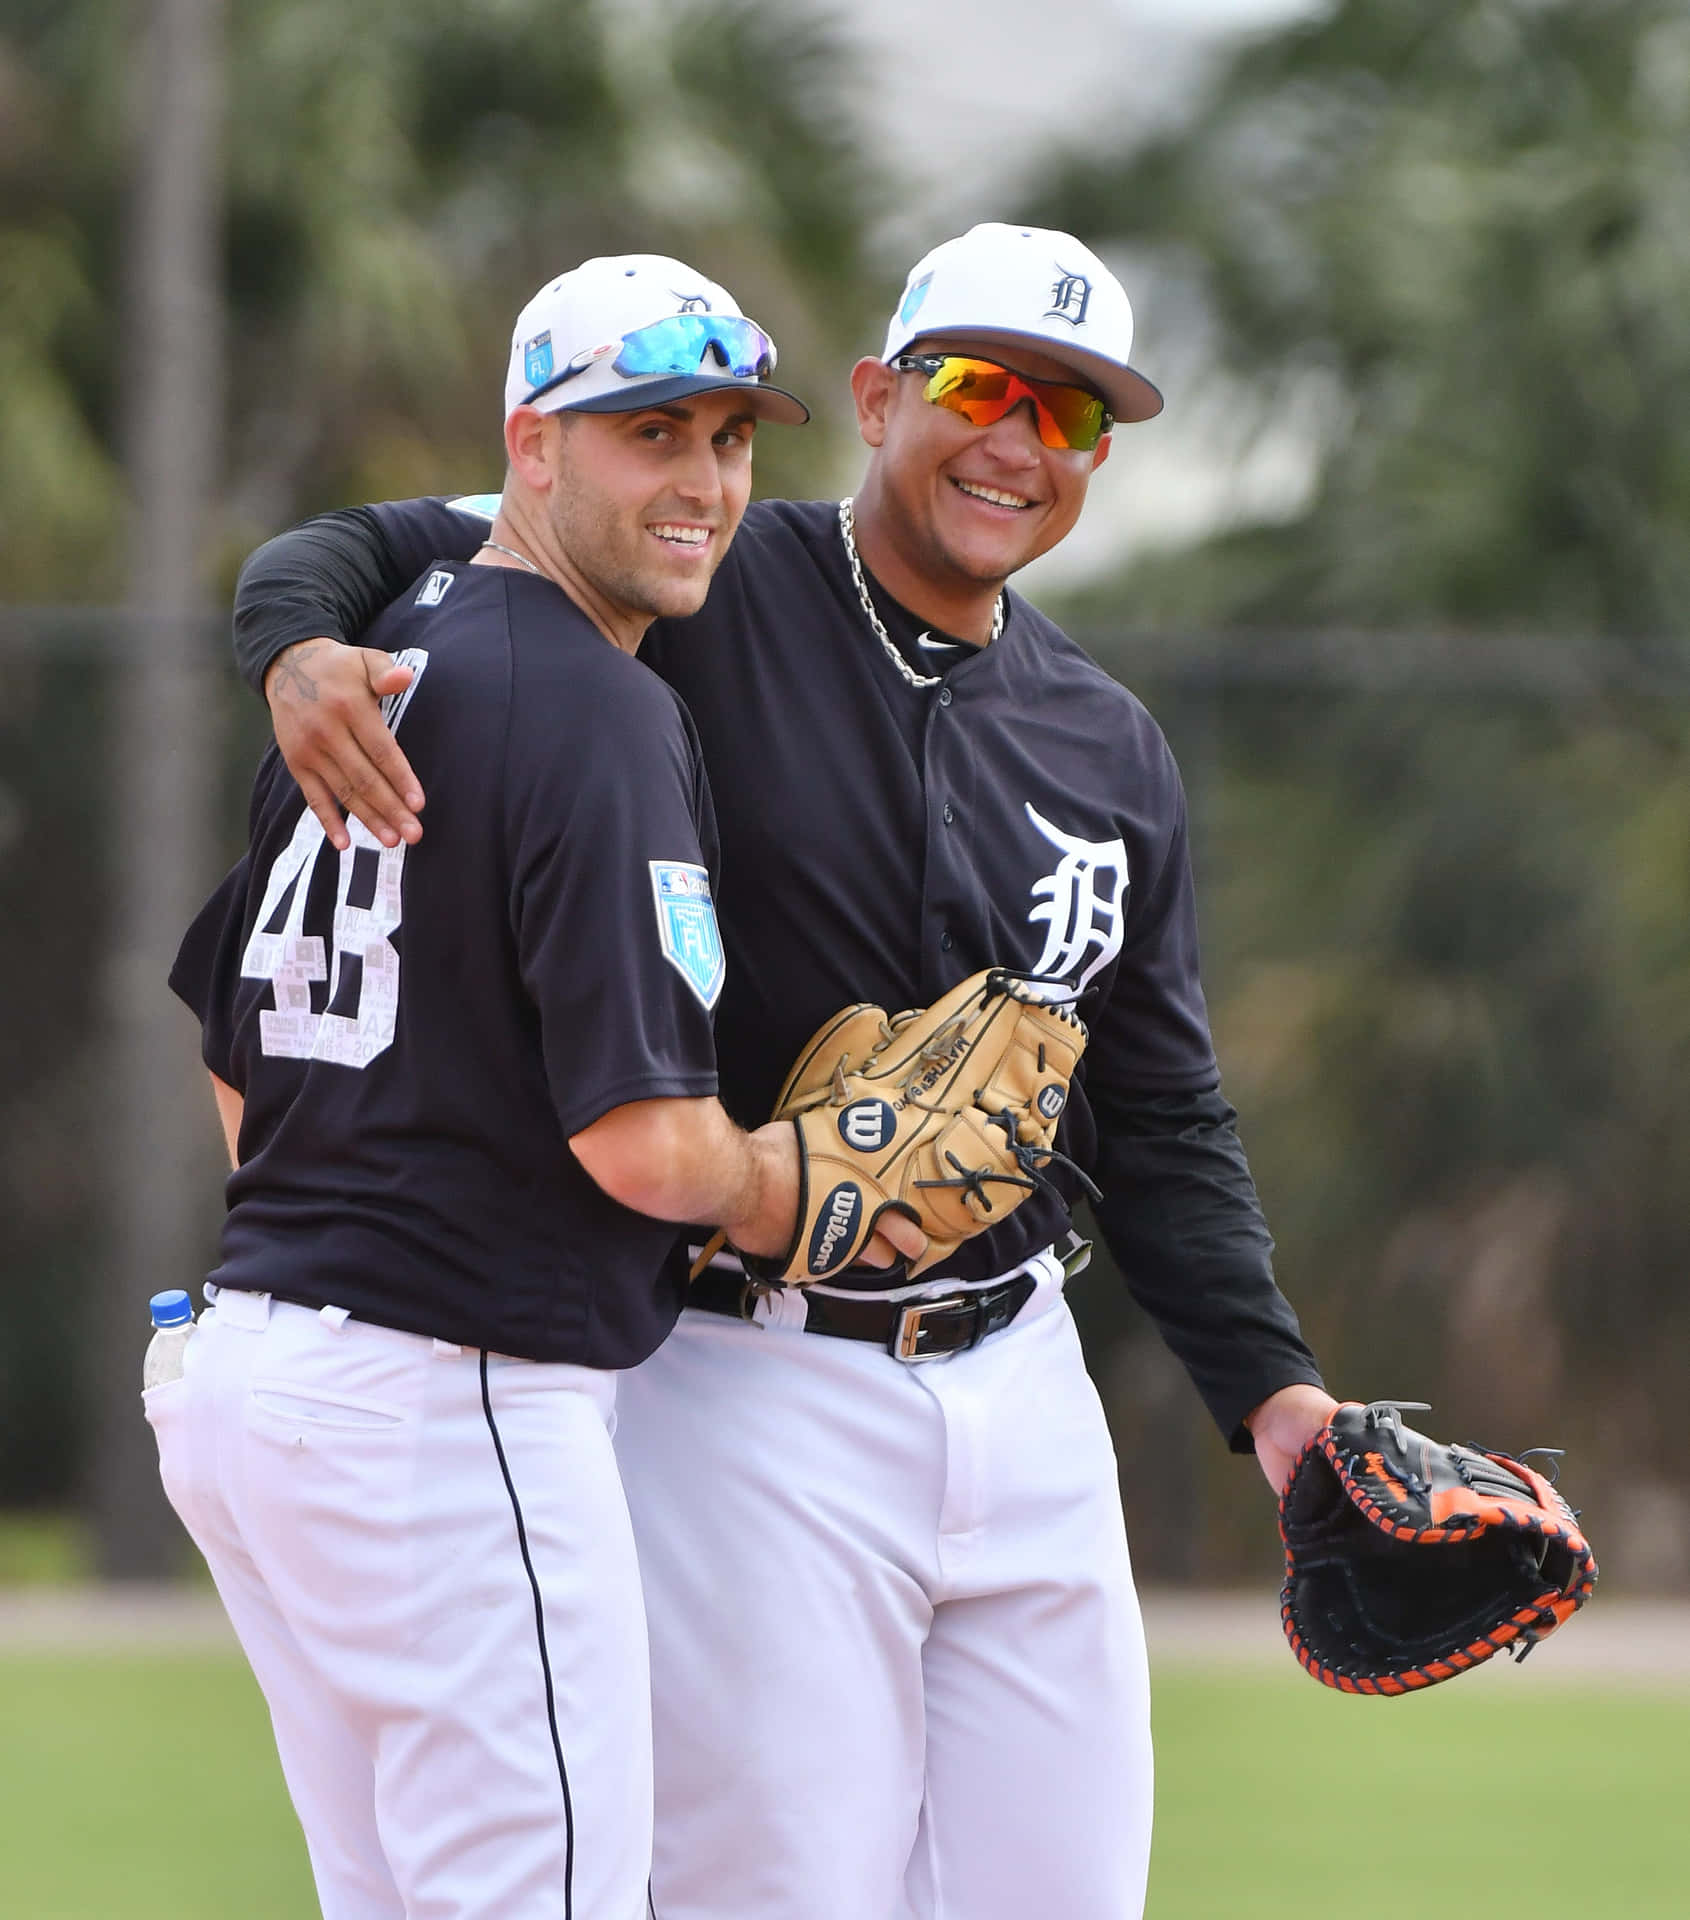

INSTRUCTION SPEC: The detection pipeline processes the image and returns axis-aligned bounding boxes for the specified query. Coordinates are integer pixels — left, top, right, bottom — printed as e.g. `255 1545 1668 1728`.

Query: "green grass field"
1149 1667 1687 1916
0 1653 316 1918
0 1652 1683 1916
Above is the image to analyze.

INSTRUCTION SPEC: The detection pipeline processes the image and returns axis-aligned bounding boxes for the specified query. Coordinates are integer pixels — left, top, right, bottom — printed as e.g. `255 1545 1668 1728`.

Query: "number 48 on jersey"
238 650 427 1071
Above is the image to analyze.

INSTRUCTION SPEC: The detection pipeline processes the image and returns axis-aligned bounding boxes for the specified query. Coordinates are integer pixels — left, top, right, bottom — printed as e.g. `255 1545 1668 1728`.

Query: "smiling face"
496 390 757 647
547 394 757 623
849 331 1112 621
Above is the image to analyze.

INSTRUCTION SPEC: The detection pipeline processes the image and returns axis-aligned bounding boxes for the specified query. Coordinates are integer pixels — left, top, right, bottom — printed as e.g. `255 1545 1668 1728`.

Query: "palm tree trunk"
92 0 226 1579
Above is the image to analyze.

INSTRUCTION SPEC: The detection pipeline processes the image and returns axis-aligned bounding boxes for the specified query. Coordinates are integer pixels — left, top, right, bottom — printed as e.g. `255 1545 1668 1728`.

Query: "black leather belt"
688 1267 1039 1363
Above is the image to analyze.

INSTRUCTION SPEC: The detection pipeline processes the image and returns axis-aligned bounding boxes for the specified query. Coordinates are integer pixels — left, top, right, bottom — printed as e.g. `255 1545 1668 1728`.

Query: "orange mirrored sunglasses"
892 353 1113 451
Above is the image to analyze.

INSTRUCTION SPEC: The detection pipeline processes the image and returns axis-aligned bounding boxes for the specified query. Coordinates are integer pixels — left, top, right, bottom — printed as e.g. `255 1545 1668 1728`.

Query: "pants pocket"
250 1384 407 1432
144 1371 201 1540
141 1374 190 1421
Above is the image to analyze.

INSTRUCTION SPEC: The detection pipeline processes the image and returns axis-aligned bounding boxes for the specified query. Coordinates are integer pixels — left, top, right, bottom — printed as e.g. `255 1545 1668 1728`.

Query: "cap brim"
894 326 1163 426
550 374 810 427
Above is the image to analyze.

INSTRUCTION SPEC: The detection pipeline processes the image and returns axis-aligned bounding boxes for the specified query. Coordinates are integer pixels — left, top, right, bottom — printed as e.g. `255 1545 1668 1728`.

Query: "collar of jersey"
859 566 989 676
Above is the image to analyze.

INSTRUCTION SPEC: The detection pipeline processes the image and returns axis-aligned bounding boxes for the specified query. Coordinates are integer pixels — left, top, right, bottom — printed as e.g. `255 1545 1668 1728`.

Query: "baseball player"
152 253 922 1920
226 225 1340 1919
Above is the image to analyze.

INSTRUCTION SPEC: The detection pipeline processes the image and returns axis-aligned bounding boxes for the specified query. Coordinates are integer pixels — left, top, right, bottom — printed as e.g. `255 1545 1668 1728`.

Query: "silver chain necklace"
837 497 1003 691
479 539 544 576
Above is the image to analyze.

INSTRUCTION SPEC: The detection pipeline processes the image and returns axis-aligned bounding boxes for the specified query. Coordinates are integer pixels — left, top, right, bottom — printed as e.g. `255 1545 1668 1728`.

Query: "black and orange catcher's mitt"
1279 1400 1597 1696
698 968 1092 1286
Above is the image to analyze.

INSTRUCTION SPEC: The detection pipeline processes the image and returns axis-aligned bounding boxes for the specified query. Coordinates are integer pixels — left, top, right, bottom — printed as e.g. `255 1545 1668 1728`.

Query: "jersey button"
940 931 954 951
942 803 955 826
938 686 953 707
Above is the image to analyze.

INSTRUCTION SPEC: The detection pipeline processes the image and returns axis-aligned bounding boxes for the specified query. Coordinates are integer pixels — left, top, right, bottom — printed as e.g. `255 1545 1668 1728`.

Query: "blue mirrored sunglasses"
527 314 777 405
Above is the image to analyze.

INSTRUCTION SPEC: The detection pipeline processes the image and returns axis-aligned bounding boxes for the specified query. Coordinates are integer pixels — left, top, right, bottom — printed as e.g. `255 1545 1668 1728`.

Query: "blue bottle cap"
149 1289 194 1330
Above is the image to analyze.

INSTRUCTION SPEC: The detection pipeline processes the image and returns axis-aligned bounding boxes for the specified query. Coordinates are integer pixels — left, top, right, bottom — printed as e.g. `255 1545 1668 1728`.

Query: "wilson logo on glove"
807 1183 863 1276
838 1100 897 1153
693 968 1098 1289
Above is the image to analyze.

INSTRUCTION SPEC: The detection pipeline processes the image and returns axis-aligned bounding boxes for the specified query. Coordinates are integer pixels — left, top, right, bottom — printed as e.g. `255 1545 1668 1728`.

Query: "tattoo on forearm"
269 641 322 705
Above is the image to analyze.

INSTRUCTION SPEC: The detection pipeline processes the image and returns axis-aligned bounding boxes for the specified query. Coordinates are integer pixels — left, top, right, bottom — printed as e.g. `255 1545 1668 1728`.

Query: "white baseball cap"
881 223 1163 425
504 254 809 425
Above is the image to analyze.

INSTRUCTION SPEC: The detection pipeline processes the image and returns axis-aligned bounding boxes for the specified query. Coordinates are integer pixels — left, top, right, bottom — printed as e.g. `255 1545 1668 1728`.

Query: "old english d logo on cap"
876 224 1164 424
1045 268 1092 327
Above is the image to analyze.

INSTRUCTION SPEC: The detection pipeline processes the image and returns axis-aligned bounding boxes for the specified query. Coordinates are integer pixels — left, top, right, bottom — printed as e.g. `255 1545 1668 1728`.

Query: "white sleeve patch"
649 861 725 1010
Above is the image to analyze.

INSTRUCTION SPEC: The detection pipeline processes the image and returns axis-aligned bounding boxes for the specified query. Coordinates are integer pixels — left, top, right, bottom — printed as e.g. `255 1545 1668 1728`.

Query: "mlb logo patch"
650 861 725 1010
415 570 454 608
524 330 554 389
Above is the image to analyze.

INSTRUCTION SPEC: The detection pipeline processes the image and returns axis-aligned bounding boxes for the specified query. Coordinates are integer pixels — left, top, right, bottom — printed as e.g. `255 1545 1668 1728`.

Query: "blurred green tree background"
0 0 890 601
1025 0 1690 1585
1 0 1685 1589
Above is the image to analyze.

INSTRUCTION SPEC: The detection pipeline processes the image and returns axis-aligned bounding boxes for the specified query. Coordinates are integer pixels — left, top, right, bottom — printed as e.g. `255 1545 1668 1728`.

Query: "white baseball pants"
145 1290 652 1920
613 1275 1154 1920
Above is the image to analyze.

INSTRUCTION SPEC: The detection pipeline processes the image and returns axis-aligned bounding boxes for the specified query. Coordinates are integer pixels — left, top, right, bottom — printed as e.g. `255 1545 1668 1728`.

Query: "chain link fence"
4 605 1686 1589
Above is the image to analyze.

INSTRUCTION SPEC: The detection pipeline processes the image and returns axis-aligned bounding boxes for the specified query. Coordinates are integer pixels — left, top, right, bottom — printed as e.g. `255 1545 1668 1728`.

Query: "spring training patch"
524 331 555 389
650 861 725 1010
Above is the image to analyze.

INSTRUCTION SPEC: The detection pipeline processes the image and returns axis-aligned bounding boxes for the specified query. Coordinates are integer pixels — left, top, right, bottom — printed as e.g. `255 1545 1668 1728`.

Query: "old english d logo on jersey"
650 861 725 1009
1024 803 1128 994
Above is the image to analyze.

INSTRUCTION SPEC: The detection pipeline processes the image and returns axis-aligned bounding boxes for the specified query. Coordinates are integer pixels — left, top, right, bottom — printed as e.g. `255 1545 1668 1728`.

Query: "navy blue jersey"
176 562 723 1368
233 498 1327 1439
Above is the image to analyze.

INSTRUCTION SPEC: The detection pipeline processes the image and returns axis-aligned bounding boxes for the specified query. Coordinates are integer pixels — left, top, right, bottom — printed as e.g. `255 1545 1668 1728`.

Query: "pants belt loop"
751 1287 810 1334
209 1289 272 1331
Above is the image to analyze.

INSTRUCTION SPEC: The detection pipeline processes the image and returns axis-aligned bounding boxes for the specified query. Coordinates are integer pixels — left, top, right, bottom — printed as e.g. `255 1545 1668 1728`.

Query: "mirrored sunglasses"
529 314 778 404
893 353 1113 452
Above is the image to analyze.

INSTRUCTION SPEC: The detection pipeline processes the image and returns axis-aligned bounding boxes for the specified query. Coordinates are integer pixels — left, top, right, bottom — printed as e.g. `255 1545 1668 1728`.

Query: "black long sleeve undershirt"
1089 1086 1324 1446
232 500 1327 1448
234 501 481 691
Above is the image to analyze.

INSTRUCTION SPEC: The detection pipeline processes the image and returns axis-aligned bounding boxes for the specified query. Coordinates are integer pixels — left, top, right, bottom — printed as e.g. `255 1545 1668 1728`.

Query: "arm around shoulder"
234 497 491 850
262 638 424 853
232 500 483 692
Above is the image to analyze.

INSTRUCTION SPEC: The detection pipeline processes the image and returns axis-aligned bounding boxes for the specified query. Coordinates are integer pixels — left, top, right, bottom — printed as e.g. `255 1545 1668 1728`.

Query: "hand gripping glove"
735 968 1094 1285
1279 1400 1597 1696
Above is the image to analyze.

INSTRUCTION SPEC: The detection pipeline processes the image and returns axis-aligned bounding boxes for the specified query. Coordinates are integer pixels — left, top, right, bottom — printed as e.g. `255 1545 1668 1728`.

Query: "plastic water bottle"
143 1289 197 1390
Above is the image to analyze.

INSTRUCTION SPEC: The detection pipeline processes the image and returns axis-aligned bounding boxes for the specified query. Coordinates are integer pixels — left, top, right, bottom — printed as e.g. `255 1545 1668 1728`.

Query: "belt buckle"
890 1293 976 1363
